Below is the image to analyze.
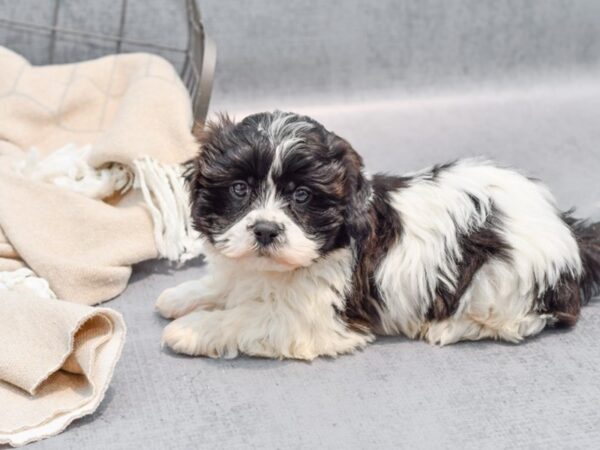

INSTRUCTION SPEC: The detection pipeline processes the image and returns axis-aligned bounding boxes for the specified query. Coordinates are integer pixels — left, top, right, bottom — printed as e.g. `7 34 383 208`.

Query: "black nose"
253 221 281 246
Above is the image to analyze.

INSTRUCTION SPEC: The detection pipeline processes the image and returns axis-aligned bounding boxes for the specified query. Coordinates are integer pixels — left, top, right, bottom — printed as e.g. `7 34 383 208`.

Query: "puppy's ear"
185 114 236 192
328 134 373 246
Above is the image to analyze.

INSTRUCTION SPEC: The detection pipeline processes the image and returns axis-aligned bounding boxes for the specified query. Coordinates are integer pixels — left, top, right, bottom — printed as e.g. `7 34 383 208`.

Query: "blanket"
0 47 201 446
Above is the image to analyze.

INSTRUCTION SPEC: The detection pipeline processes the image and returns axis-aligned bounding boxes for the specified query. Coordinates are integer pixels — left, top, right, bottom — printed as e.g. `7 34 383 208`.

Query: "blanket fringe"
13 144 202 264
0 268 56 299
132 157 202 264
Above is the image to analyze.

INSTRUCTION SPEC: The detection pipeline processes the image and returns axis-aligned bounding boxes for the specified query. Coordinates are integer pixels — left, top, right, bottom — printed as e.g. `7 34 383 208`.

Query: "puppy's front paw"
155 288 183 319
161 317 207 355
156 286 204 319
161 312 237 358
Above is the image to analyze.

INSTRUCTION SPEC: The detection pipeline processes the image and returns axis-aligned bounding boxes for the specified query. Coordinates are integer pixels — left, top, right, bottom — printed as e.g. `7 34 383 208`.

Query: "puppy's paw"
424 321 457 347
161 312 237 358
161 318 208 356
156 286 204 319
156 288 184 319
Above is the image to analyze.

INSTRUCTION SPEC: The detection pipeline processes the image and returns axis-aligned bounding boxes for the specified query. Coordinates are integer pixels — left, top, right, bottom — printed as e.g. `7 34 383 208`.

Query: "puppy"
156 111 600 359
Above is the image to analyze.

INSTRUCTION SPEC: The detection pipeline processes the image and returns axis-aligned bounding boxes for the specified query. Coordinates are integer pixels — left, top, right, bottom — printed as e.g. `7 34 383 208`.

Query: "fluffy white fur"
158 246 372 359
158 159 583 359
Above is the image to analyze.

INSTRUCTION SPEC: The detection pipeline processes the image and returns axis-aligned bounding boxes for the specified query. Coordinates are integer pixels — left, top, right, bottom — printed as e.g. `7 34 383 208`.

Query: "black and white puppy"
156 111 600 359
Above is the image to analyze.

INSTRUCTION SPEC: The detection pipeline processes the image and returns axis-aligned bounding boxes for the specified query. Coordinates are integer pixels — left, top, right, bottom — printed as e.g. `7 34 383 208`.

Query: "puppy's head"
188 111 371 271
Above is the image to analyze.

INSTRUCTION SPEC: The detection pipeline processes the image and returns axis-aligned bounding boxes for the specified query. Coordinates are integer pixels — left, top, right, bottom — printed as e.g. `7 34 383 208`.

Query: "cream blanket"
0 47 200 446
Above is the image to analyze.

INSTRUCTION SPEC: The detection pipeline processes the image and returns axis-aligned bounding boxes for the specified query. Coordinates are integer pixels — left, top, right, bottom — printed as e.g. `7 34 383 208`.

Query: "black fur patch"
422 161 458 181
340 174 407 332
534 213 600 326
537 273 582 327
187 114 275 242
272 132 367 255
427 208 511 321
563 214 600 303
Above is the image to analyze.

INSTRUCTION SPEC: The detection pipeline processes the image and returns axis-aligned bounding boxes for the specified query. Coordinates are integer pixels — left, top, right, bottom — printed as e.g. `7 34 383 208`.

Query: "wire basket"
0 0 216 124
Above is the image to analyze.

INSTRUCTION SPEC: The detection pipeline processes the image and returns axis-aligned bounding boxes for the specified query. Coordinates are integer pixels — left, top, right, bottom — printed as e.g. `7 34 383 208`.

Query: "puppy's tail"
564 214 600 303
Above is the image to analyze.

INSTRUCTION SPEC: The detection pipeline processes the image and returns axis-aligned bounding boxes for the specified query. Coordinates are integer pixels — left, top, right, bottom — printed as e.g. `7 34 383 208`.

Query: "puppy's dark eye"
230 181 249 198
292 187 311 204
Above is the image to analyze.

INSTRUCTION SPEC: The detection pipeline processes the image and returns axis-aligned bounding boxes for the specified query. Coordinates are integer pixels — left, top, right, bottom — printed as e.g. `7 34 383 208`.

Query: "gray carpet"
2 0 600 448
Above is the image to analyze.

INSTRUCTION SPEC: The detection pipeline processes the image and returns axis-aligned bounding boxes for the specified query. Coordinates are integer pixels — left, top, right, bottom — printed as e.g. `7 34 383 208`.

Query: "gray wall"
3 0 600 104
200 0 600 107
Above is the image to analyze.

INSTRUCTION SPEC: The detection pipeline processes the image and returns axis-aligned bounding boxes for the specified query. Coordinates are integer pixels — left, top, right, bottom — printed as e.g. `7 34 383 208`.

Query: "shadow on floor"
129 255 206 285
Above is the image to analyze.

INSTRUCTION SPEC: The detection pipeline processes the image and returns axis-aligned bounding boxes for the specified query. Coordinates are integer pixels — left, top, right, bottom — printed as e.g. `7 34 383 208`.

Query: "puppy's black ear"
184 114 236 193
328 134 373 246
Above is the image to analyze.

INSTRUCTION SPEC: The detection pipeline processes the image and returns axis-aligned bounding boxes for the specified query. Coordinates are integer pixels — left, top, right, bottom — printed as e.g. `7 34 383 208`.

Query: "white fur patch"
160 247 372 359
267 111 313 173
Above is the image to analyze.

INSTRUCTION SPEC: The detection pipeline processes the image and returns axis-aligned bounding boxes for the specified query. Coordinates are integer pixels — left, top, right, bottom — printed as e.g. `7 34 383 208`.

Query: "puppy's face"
188 112 371 271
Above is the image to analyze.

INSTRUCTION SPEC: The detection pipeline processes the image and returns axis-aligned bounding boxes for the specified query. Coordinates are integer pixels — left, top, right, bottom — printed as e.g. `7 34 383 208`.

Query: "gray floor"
3 0 600 448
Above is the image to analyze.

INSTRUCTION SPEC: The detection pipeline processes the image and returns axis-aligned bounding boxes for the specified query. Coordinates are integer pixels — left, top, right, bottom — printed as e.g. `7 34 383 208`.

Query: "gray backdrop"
1 1 599 449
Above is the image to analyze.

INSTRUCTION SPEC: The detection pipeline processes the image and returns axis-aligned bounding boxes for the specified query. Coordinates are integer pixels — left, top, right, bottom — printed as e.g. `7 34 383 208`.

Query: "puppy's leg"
162 307 269 359
156 278 223 319
162 302 371 359
496 313 551 342
424 313 551 346
424 318 492 346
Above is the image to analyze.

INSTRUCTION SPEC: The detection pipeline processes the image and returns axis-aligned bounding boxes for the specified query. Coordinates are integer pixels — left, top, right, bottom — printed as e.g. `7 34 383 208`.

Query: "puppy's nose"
253 221 281 246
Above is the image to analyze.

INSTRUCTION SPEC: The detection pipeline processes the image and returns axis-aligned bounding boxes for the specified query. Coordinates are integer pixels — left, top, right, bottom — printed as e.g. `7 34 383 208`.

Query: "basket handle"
194 33 216 126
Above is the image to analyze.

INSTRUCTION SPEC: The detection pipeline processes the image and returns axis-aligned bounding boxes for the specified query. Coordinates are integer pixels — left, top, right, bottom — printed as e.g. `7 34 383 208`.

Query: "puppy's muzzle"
252 221 282 246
